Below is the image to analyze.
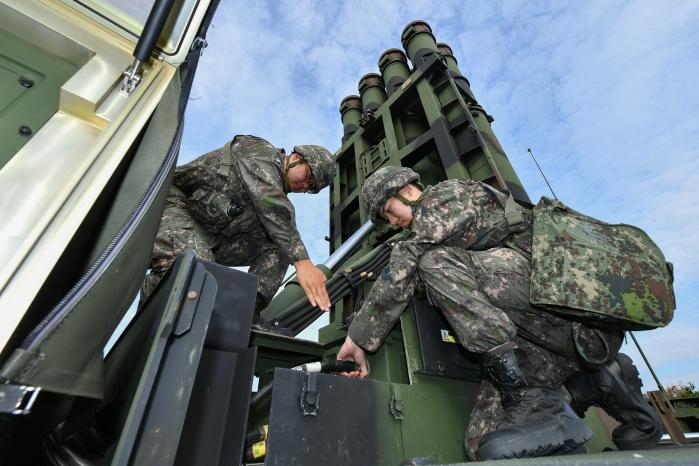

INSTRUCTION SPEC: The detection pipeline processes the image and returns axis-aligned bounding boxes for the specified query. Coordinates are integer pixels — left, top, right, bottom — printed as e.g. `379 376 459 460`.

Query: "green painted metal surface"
300 19 685 464
330 50 528 244
328 29 530 328
581 407 618 453
0 28 77 169
447 445 699 465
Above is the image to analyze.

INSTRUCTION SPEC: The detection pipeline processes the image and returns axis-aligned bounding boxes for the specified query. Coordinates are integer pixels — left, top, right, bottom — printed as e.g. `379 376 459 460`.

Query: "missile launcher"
1 5 697 465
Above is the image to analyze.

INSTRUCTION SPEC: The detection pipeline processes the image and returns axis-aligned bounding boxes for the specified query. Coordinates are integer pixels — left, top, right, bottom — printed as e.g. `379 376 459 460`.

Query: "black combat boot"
565 352 662 450
477 343 593 460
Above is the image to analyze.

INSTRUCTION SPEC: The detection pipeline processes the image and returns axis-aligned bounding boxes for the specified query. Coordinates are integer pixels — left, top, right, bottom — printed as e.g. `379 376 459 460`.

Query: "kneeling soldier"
338 166 662 460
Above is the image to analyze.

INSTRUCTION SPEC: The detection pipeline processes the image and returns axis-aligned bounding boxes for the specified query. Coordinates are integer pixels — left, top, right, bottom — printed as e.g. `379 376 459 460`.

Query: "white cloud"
180 0 699 386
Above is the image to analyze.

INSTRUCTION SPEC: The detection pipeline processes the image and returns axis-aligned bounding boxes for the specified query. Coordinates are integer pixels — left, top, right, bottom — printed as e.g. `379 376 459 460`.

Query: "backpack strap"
503 192 524 228
481 183 524 230
217 140 234 177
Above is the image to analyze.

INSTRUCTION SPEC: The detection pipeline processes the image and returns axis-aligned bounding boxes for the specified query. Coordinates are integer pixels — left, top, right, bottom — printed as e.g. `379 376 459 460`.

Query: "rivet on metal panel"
187 290 197 300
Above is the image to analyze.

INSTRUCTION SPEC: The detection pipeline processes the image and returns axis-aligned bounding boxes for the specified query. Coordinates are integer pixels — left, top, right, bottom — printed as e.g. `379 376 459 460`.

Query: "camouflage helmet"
362 166 420 222
293 145 336 193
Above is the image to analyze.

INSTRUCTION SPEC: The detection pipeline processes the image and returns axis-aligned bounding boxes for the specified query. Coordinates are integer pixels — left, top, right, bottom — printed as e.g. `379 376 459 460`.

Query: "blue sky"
179 0 699 390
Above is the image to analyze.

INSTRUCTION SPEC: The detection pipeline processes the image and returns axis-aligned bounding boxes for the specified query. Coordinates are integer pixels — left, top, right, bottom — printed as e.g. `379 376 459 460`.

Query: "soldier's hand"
337 336 368 379
294 259 331 311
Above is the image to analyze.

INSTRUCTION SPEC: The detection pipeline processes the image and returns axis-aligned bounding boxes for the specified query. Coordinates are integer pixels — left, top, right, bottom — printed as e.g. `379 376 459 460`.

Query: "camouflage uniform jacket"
348 179 532 352
172 135 309 264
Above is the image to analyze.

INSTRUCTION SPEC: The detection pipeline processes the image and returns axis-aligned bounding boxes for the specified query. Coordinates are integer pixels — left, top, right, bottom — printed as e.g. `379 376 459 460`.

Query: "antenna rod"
527 148 558 200
629 331 666 393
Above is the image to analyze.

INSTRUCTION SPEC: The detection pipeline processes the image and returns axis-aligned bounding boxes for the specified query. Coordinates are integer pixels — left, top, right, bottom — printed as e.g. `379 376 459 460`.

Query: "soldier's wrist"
294 258 312 268
290 241 309 263
347 321 375 353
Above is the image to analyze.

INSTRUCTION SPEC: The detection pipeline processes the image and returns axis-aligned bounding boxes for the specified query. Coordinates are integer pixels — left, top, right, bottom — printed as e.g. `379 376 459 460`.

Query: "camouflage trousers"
143 188 288 312
417 245 623 458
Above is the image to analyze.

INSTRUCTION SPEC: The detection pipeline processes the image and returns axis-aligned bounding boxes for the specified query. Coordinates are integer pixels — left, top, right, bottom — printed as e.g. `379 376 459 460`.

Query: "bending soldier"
143 135 336 331
337 166 662 460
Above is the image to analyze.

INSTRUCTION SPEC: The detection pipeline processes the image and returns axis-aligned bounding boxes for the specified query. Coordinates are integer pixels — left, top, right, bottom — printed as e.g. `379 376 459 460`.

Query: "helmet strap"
286 159 306 170
283 157 306 192
392 192 416 207
391 184 424 230
392 182 424 207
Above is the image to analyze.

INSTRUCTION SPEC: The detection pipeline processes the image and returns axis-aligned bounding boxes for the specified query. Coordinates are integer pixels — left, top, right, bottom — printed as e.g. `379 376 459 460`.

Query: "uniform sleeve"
348 187 474 352
234 149 309 264
172 152 218 195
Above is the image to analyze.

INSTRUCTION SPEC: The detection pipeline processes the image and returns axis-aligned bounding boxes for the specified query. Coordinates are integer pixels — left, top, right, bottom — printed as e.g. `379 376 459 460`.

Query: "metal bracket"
359 110 377 128
300 373 319 417
174 264 208 337
389 385 405 421
648 390 688 445
191 36 208 56
120 59 143 95
0 384 41 415
360 139 389 177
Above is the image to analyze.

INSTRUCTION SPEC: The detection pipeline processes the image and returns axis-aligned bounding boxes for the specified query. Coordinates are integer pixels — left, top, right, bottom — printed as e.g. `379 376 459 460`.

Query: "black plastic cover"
413 298 481 381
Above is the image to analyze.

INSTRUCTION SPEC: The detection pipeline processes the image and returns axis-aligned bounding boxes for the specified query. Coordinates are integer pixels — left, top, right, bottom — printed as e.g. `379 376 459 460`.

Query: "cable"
280 243 394 334
273 242 393 330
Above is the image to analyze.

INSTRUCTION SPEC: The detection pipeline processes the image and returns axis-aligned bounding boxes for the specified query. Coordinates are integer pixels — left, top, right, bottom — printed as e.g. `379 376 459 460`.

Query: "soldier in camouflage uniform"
143 135 336 327
337 166 662 460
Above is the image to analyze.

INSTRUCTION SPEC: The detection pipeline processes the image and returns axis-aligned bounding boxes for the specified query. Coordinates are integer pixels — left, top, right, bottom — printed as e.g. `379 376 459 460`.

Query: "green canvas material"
530 197 675 331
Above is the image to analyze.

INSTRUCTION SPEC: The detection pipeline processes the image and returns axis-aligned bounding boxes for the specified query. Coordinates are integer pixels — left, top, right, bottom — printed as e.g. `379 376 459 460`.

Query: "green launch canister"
401 20 439 68
436 43 462 79
437 42 475 101
470 103 529 201
378 48 410 97
339 95 362 142
358 73 387 114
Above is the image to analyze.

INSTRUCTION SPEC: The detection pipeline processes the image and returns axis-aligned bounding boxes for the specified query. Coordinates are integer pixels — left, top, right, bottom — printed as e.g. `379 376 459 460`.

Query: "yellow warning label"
252 440 266 458
441 329 457 343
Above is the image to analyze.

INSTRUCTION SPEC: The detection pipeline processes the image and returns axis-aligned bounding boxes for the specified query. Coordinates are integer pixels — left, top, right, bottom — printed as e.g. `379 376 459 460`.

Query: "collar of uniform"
408 184 435 230
280 153 291 194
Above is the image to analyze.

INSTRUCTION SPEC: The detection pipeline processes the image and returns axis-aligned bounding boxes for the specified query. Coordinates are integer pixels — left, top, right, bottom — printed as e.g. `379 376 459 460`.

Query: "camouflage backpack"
530 197 675 331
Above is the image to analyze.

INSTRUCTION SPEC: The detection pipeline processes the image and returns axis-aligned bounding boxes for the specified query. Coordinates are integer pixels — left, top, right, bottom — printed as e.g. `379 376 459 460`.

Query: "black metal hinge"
299 373 319 417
